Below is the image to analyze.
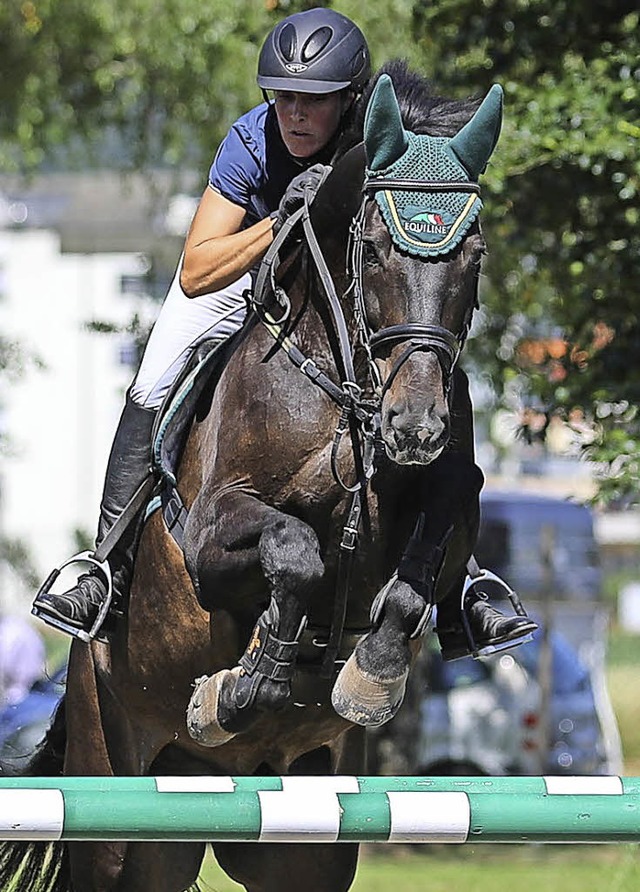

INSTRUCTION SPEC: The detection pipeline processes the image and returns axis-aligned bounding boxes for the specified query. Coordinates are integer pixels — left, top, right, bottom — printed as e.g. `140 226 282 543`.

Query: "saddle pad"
152 337 229 485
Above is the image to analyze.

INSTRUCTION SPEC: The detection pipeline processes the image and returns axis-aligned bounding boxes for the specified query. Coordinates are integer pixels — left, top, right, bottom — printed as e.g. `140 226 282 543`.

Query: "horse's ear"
364 74 410 172
448 84 503 179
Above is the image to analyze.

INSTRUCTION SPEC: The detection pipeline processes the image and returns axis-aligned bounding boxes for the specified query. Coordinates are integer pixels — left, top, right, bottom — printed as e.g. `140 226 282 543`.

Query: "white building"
0 226 159 610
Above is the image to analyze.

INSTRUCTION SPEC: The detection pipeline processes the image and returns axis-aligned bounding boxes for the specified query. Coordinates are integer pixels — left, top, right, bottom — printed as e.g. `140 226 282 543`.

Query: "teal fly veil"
363 75 503 258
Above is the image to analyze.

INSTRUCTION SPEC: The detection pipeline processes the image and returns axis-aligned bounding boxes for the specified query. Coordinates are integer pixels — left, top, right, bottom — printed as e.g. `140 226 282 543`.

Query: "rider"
32 7 535 660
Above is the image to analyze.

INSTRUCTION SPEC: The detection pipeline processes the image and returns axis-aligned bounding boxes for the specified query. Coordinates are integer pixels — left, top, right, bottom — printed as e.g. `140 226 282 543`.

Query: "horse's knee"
259 516 324 594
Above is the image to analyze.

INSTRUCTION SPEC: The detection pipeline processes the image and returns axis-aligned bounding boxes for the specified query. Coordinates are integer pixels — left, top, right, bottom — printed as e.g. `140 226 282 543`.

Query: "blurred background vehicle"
477 490 622 774
476 489 602 601
373 490 623 777
373 626 621 778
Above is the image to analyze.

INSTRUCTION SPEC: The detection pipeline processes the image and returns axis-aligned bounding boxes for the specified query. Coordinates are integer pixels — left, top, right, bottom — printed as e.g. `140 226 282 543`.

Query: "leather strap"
93 472 157 564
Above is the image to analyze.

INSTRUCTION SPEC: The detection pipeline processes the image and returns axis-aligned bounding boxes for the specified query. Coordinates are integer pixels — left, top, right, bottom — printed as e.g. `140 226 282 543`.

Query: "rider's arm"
180 186 275 298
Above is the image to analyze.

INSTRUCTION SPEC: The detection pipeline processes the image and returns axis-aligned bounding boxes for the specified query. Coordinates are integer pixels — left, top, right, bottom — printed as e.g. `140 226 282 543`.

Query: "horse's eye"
362 240 381 269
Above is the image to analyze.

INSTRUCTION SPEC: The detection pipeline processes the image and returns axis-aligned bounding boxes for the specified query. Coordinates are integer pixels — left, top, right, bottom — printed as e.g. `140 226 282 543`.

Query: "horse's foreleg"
331 575 427 726
332 451 482 727
185 496 324 747
331 511 458 726
332 515 451 727
233 516 322 708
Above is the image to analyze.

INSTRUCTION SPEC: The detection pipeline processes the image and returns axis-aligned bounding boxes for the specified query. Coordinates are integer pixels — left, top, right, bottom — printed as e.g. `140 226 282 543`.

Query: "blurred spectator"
0 615 46 707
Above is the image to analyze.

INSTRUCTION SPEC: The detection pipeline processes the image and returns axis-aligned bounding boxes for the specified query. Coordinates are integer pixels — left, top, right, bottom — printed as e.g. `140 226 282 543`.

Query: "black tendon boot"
32 394 157 639
406 449 537 662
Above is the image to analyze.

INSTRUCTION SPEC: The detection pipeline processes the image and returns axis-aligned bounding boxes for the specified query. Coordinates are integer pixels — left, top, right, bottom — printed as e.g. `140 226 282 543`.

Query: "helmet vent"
302 26 333 63
278 23 297 62
350 48 367 79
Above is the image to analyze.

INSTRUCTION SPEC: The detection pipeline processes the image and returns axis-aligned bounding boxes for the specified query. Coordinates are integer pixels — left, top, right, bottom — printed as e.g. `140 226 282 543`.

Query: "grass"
354 845 640 892
197 844 640 892
607 630 640 774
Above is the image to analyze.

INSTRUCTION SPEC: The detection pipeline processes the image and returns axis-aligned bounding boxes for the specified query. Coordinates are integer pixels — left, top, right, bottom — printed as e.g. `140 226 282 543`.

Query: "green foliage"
0 0 426 172
412 0 640 502
0 0 276 170
0 0 638 501
0 536 40 589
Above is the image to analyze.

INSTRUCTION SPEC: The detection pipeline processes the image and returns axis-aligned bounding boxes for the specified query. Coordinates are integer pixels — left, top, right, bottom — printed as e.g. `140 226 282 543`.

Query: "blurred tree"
0 0 277 171
1 0 637 501
0 337 44 592
411 1 640 502
0 0 420 172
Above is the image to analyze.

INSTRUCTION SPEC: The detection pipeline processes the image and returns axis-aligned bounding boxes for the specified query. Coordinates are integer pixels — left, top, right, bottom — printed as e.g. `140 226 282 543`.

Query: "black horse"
0 63 513 892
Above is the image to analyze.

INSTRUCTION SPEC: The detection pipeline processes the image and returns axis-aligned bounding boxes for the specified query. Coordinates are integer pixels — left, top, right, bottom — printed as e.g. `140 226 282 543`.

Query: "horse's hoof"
331 652 408 727
186 668 240 747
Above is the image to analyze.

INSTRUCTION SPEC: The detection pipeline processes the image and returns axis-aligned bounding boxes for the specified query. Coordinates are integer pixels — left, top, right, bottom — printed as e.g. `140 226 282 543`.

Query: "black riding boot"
436 580 538 661
33 394 157 637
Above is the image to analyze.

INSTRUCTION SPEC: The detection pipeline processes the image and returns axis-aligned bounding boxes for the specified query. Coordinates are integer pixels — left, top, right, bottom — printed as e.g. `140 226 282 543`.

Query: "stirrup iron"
460 556 535 658
32 551 113 643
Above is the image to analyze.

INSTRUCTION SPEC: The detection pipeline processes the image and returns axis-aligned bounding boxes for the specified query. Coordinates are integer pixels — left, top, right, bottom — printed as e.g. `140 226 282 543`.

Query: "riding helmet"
257 7 371 95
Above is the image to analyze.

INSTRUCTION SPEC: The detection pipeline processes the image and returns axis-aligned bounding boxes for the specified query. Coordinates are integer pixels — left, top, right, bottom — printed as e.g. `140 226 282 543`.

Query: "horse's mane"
336 59 482 160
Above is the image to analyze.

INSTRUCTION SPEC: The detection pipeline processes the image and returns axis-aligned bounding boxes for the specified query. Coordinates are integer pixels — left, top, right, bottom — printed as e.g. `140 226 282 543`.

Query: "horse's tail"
0 696 71 892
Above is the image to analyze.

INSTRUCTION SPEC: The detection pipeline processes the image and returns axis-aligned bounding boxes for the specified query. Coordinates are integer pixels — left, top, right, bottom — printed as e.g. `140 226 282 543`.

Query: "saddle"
144 336 232 548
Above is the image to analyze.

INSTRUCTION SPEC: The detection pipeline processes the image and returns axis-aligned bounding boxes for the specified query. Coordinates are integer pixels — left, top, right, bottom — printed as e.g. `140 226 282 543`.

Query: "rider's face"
274 91 347 158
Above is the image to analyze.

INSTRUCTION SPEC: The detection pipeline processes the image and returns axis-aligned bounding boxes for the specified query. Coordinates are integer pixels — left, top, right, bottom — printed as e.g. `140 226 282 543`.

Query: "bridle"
252 170 479 480
347 176 479 403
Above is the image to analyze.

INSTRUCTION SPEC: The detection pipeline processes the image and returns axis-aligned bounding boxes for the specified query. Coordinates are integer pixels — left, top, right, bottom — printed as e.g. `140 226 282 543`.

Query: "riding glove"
271 163 332 234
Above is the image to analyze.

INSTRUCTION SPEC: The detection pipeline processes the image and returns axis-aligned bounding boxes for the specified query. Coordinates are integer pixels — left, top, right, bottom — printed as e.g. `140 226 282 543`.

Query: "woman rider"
33 7 535 661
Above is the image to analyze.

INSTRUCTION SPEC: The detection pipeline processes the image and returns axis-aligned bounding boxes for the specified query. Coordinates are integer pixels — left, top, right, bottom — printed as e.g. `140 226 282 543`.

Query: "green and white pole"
0 776 639 843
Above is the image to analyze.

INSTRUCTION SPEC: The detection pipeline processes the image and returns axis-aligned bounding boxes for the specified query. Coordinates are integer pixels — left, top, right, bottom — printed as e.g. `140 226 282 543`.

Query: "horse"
0 63 503 892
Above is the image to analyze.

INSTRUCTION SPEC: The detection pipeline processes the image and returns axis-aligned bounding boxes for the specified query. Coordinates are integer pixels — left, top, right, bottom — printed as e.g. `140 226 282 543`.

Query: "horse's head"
351 74 502 465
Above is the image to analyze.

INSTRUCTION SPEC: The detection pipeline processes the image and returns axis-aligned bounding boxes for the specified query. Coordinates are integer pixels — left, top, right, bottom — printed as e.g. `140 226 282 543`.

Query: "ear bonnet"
363 74 503 257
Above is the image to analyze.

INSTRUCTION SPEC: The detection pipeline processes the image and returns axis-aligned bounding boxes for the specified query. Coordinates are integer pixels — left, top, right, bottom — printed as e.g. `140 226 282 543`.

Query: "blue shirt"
208 103 306 228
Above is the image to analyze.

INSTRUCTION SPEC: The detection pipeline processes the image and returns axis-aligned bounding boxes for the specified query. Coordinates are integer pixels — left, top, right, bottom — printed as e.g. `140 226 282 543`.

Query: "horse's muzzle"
379 351 451 464
381 402 450 465
381 429 447 465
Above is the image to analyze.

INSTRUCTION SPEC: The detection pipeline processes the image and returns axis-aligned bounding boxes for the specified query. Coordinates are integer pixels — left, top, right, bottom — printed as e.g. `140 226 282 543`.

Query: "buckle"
340 525 359 551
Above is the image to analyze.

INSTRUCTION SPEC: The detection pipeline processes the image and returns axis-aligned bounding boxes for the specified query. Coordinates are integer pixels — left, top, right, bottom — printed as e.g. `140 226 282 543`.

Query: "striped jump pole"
0 776 639 843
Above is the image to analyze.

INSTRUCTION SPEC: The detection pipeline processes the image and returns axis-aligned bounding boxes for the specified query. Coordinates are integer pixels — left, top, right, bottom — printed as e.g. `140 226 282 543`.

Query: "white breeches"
130 259 249 409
